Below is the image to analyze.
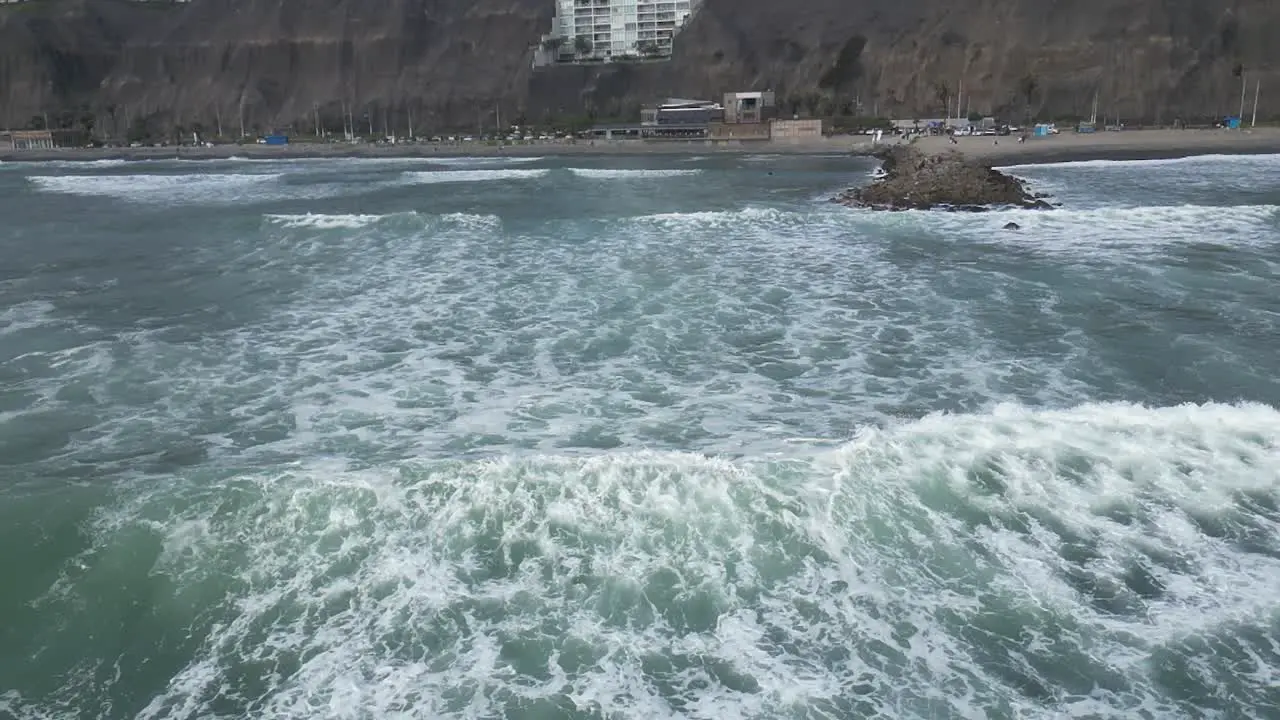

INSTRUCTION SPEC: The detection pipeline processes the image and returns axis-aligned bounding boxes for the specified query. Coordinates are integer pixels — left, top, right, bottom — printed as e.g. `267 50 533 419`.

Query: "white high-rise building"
549 0 700 61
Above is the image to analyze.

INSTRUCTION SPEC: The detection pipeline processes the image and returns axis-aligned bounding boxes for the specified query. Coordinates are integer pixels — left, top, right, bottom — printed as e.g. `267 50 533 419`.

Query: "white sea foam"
437 212 503 229
633 206 801 226
28 402 1266 720
893 203 1280 254
7 149 1280 719
28 173 283 202
1 158 132 170
568 168 702 179
429 155 545 166
261 211 499 236
401 168 549 184
0 300 58 337
264 213 403 229
1000 152 1280 171
63 158 130 168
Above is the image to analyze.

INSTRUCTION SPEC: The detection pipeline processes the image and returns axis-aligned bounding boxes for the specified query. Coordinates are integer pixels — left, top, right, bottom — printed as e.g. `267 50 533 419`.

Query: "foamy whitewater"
2 153 1279 720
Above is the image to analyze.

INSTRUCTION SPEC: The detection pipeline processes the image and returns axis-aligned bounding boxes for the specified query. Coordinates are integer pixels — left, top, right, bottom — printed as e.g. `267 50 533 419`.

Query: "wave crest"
401 169 549 184
25 401 1279 720
568 168 701 179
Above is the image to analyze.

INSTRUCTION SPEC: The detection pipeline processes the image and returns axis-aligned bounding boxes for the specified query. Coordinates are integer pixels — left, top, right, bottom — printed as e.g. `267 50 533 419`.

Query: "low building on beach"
641 98 725 126
588 93 824 144
1 129 56 150
723 91 776 125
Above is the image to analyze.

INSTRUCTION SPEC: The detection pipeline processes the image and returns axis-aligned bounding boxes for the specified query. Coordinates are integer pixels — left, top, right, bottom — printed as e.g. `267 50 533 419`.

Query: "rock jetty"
835 145 1053 211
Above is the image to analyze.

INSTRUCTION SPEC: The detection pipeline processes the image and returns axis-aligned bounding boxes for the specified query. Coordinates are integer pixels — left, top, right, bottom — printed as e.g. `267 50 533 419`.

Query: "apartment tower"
551 0 700 60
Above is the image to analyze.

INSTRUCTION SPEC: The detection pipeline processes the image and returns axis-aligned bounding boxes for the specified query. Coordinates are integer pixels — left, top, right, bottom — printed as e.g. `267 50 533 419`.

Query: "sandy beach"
0 138 847 163
910 127 1280 165
4 127 1280 165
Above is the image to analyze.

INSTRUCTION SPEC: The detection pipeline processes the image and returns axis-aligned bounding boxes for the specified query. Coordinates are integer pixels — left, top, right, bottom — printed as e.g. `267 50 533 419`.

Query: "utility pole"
215 106 223 138
408 107 414 140
313 103 320 137
239 94 246 138
1252 79 1261 128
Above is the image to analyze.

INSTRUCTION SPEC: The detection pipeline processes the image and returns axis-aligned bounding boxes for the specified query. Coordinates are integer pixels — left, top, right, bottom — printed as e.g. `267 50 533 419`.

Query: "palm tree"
573 36 593 57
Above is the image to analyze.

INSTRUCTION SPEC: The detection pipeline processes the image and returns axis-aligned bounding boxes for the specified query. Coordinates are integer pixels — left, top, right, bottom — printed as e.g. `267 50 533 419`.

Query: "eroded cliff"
1 0 1276 137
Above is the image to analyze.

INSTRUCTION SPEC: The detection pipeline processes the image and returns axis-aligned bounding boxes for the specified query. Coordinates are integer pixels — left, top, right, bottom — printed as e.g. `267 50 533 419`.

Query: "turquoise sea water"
1 152 1279 719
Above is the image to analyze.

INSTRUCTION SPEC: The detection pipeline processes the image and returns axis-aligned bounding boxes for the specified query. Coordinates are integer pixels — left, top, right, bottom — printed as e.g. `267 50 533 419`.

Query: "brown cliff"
1 0 1277 138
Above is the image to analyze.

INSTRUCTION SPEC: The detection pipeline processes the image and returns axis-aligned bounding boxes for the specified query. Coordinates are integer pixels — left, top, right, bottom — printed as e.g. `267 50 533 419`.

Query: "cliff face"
542 0 1279 125
2 0 1277 137
99 0 553 135
0 0 170 130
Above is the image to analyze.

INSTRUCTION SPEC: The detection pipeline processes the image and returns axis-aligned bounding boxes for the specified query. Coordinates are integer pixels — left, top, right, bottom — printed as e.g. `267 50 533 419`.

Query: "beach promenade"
4 128 1280 166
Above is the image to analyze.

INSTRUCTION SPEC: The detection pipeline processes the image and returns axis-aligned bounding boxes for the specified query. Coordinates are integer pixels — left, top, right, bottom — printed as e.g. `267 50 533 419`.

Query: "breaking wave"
5 147 1280 720
999 153 1280 171
28 173 283 202
429 156 546 166
401 169 550 184
871 203 1280 252
264 212 413 230
568 168 702 179
7 402 1278 720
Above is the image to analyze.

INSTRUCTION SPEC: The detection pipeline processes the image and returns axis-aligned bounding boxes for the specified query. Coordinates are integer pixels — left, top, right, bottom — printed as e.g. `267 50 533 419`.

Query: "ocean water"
1 151 1279 720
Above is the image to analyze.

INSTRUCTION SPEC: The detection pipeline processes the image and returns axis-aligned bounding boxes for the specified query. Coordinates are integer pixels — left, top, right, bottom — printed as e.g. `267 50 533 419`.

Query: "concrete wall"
769 119 822 142
708 121 770 140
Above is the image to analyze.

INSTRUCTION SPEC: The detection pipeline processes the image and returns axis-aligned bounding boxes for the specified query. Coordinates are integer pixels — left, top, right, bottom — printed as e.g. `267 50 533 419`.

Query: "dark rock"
1003 222 1021 230
835 145 1052 212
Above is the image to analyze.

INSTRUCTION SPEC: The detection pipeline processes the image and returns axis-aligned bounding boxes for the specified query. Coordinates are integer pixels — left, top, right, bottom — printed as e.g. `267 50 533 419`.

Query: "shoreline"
0 139 852 164
911 127 1280 166
4 128 1280 166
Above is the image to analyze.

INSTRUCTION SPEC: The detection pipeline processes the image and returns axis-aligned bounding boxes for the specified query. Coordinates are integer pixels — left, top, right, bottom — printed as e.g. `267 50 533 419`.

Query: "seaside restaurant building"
588 98 724 140
639 98 725 126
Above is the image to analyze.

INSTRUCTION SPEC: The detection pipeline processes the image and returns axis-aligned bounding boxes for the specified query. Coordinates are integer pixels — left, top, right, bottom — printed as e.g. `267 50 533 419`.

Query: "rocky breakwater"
835 145 1053 212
